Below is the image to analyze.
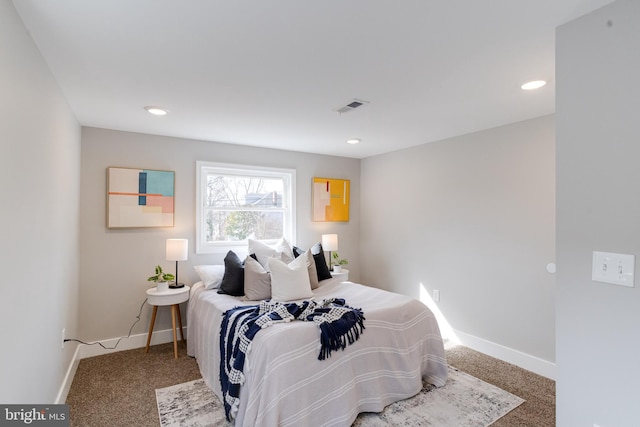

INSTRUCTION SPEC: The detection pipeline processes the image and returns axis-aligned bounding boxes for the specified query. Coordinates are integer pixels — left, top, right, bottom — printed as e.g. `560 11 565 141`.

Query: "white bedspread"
187 279 448 427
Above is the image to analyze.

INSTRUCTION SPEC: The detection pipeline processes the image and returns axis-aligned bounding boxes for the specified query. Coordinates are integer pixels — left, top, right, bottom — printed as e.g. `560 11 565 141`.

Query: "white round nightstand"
331 269 349 281
145 285 190 359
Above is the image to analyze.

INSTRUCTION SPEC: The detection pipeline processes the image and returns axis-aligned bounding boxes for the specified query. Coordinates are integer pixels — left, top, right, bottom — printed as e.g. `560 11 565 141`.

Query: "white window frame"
196 161 296 254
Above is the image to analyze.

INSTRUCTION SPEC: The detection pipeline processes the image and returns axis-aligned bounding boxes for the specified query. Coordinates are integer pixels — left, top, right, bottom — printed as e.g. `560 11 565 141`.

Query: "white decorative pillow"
244 256 272 301
268 257 312 301
193 265 225 289
248 237 294 270
275 237 294 264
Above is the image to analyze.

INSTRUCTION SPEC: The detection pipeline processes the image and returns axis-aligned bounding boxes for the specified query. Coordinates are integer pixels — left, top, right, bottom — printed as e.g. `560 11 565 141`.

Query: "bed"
187 274 448 426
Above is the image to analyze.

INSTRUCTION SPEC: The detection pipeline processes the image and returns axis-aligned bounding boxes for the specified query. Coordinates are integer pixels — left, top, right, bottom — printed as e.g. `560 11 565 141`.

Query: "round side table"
145 285 190 359
330 269 349 281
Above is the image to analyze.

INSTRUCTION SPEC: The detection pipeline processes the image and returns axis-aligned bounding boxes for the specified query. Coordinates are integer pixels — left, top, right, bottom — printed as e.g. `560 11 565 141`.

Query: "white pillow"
244 256 272 301
275 237 294 263
268 257 312 301
248 237 294 270
193 265 225 289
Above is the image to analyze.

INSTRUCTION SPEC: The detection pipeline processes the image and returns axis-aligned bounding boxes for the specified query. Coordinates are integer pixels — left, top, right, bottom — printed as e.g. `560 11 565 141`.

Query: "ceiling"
14 0 615 159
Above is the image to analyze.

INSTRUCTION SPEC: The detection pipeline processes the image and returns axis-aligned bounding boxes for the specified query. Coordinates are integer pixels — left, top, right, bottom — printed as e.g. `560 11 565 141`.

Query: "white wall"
556 1 640 425
360 115 556 371
0 2 80 403
80 127 360 342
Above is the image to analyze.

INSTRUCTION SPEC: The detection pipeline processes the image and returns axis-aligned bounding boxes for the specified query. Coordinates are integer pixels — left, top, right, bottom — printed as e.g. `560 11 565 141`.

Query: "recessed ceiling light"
521 80 547 90
346 138 361 145
144 106 168 116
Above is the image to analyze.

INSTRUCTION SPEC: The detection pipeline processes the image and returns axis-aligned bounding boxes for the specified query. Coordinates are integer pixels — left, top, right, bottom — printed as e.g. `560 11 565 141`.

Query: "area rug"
156 366 524 427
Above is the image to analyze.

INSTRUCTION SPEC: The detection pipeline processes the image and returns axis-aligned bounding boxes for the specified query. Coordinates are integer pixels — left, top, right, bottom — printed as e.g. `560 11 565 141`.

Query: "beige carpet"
66 342 555 426
446 346 555 426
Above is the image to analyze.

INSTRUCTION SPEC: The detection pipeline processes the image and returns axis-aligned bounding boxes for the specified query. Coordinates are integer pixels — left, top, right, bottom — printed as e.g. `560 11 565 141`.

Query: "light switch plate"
592 251 635 287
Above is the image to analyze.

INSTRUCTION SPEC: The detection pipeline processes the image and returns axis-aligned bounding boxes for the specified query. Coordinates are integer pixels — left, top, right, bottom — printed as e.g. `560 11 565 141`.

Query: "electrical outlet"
432 289 440 302
61 328 65 349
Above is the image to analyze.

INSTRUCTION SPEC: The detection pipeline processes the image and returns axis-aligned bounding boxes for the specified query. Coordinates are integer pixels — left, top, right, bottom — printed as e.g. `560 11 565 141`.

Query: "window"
196 161 296 254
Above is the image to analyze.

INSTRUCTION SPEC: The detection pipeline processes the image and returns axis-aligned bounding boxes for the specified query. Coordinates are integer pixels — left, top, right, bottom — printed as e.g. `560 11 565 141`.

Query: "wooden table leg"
145 305 158 353
176 304 185 344
171 304 178 359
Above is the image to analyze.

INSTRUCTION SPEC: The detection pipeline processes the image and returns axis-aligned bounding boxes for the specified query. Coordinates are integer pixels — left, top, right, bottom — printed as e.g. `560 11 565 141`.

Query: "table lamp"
321 234 338 271
166 238 188 288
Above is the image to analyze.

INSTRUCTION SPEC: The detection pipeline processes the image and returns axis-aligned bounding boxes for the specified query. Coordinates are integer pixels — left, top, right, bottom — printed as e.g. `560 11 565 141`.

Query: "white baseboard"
56 345 81 404
76 327 186 359
452 329 556 380
56 327 187 403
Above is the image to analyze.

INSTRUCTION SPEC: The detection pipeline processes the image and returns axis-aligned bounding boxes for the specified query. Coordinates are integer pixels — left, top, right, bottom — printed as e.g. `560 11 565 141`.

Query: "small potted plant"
332 252 348 273
148 265 175 292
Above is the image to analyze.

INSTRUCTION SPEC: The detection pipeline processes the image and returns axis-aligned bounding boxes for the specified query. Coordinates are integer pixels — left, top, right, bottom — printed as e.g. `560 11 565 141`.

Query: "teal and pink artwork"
107 167 175 228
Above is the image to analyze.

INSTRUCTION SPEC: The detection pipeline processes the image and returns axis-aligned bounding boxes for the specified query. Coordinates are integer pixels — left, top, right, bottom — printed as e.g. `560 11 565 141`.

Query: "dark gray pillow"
218 250 244 296
292 245 304 258
311 242 332 281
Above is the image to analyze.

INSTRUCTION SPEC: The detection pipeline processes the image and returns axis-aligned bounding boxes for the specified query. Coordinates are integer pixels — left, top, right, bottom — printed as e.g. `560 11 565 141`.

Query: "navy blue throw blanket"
219 298 365 421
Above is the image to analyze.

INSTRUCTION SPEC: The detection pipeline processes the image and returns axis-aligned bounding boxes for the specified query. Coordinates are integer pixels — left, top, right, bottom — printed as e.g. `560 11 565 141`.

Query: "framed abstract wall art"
107 167 175 228
312 177 350 222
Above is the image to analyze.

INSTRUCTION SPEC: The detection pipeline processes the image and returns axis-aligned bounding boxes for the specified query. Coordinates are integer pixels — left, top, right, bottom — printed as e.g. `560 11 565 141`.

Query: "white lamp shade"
321 234 338 251
166 239 188 261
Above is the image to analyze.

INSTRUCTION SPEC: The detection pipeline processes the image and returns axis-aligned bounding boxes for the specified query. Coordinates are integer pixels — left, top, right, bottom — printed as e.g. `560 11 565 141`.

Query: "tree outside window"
196 162 295 254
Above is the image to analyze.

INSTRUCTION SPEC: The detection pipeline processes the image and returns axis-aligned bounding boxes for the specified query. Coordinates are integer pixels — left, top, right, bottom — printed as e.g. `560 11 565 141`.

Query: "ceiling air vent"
333 98 370 114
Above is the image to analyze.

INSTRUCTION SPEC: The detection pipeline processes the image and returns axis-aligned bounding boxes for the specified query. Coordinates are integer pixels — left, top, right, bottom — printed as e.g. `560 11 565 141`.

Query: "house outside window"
196 161 295 254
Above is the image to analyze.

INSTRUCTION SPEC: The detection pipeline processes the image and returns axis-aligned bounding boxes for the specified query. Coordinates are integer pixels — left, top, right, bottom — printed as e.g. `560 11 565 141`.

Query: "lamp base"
169 282 185 289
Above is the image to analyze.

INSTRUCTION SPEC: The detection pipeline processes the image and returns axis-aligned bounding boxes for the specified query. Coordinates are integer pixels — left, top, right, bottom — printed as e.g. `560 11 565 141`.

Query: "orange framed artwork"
312 177 350 222
107 167 175 228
